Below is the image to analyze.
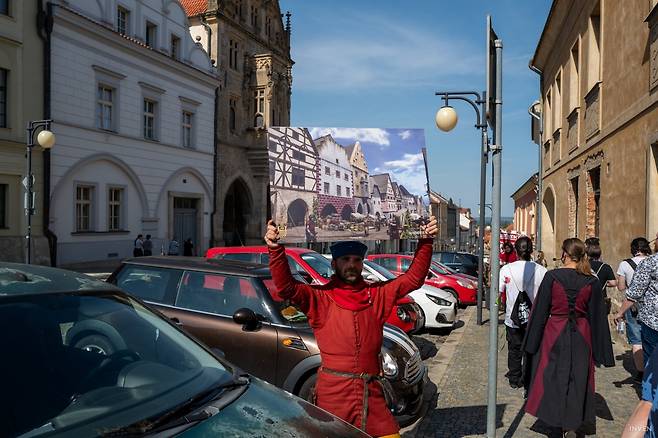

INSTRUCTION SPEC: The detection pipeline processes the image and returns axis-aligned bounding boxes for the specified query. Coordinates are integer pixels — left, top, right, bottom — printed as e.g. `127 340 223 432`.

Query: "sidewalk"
407 307 640 437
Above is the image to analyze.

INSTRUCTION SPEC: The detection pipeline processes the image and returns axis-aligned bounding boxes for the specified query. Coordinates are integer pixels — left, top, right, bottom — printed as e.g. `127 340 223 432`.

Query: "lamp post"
24 120 55 264
435 91 488 327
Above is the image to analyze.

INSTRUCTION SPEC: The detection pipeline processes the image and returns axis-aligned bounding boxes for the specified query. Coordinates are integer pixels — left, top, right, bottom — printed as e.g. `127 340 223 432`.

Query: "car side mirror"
233 308 262 331
364 273 377 282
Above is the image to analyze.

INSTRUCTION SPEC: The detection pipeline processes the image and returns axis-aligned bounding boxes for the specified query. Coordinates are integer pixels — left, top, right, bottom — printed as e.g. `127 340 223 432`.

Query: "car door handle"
170 317 183 326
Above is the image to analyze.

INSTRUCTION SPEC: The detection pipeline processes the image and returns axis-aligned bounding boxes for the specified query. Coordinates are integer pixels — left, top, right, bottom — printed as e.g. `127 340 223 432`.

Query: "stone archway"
542 186 556 261
341 205 353 220
321 204 337 218
223 178 252 246
287 199 308 227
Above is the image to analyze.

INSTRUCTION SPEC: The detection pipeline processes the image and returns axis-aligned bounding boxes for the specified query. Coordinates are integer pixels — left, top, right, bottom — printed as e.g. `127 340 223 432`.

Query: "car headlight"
457 279 476 289
381 351 398 378
396 307 411 322
426 294 451 307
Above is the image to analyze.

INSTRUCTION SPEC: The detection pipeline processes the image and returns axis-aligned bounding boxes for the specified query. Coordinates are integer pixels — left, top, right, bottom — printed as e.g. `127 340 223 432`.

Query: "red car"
367 254 478 306
206 246 421 333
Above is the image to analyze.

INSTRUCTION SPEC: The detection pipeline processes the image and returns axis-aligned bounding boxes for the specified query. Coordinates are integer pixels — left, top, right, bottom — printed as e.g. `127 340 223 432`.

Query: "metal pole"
487 38 503 438
26 139 33 265
476 92 488 326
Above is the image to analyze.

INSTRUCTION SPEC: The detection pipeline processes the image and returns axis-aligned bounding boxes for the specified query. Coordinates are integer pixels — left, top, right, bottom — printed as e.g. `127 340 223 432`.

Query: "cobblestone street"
406 307 640 437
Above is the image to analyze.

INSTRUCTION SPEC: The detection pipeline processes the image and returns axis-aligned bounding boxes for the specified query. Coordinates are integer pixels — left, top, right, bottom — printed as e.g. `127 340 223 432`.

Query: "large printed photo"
268 127 430 244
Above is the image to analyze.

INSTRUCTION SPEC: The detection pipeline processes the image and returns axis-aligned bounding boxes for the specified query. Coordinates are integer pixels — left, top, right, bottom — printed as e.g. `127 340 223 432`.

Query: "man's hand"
264 219 280 249
420 216 438 239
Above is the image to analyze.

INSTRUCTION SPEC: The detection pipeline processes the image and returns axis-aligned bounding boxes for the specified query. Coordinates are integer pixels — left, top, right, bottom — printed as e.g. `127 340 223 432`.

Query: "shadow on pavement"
422 403 507 437
613 351 643 399
411 336 439 360
501 400 526 438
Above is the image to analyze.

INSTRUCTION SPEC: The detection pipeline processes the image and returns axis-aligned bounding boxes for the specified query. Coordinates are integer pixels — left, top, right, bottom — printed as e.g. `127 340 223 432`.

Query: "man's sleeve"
627 258 654 302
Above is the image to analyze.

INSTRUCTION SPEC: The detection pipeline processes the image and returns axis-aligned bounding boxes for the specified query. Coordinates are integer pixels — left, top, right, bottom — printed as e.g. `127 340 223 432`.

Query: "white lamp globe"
435 106 458 132
37 130 56 149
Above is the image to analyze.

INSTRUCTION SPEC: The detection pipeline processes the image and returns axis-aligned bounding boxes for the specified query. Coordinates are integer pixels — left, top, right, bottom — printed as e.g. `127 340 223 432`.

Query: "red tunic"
268 239 433 436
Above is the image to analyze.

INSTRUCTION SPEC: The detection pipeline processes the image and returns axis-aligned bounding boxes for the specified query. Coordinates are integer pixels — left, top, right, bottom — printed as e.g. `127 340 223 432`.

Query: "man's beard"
338 269 361 284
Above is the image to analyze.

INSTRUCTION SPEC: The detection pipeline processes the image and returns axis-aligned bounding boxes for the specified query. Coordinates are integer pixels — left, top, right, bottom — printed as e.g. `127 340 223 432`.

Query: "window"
229 39 239 70
266 16 272 37
554 72 562 132
117 6 129 35
182 111 193 148
291 167 304 186
250 5 259 29
145 21 157 47
570 42 579 110
337 185 342 196
269 160 275 179
335 170 340 178
292 150 304 161
0 183 6 228
324 182 330 194
75 185 94 232
0 68 6 128
375 257 398 272
346 187 350 197
143 99 156 140
587 7 601 91
0 0 8 15
545 89 552 137
171 34 181 60
324 166 330 175
569 177 579 236
254 89 264 115
589 167 601 237
229 98 237 132
96 85 114 131
176 272 264 316
344 173 349 181
400 258 412 271
108 187 123 231
115 266 179 304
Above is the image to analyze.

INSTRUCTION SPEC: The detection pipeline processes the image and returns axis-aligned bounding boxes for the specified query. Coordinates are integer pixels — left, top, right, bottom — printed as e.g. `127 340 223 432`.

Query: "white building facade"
49 0 218 265
315 135 355 219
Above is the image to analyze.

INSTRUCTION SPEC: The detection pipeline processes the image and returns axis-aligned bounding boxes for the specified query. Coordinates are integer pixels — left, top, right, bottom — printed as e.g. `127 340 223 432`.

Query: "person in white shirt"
499 236 548 388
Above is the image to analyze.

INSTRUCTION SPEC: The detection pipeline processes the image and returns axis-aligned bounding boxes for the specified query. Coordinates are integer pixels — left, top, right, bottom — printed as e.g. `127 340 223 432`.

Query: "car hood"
181 377 368 437
418 285 457 303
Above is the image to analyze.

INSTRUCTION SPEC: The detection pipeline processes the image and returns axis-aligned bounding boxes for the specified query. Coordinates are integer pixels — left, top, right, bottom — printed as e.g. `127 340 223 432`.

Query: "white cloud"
399 130 412 140
309 127 390 146
383 153 423 169
373 152 428 196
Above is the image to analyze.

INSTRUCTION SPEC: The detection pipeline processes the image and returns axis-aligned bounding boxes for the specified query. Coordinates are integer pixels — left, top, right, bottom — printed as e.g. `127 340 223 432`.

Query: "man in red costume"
265 217 438 437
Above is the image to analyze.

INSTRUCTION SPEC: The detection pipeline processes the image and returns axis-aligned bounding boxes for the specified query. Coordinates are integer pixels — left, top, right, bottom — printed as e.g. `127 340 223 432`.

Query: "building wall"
316 137 354 199
0 0 49 263
513 189 537 238
49 1 216 264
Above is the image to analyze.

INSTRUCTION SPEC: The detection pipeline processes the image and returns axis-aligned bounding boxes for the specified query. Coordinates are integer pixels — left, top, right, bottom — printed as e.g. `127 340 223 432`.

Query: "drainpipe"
210 86 219 247
38 0 58 266
200 16 212 59
529 63 543 252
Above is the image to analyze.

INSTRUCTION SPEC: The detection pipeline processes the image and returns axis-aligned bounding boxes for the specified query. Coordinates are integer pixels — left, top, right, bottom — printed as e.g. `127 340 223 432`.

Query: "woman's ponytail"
562 238 593 276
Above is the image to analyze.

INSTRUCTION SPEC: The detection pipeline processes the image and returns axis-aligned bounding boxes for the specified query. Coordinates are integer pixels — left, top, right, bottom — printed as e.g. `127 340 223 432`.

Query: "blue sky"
279 0 552 217
309 127 428 197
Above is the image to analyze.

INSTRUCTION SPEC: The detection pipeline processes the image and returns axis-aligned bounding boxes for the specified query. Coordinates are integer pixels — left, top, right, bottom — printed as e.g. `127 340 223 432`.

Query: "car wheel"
73 334 116 356
298 372 318 403
444 289 460 306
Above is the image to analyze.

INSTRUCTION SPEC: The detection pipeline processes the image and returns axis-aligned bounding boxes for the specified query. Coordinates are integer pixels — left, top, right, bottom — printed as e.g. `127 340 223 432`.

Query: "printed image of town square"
267 127 430 244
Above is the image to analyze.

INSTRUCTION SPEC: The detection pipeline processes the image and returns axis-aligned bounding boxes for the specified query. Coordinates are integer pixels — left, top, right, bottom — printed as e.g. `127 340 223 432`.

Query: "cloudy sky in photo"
309 127 428 197
279 0 552 215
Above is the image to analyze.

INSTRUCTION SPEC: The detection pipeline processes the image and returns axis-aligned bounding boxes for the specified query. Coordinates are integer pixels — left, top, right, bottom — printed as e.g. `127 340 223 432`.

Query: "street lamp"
25 119 55 264
435 90 488 327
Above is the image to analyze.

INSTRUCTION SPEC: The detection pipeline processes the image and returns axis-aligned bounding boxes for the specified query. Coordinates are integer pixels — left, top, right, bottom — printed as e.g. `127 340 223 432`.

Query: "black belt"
320 366 383 431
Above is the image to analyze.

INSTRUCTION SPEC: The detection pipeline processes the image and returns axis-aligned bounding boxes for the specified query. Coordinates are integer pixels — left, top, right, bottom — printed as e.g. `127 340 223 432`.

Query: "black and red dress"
523 268 614 431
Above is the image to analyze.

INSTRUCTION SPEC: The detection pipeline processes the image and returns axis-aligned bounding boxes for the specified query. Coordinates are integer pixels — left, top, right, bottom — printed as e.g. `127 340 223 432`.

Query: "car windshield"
1 291 237 437
0 263 118 294
430 261 452 275
363 260 396 280
262 277 308 325
299 252 334 279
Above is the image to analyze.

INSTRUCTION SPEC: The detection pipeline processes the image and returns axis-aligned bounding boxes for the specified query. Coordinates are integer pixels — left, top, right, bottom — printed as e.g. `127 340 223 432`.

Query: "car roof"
121 256 276 277
0 262 120 296
209 246 313 255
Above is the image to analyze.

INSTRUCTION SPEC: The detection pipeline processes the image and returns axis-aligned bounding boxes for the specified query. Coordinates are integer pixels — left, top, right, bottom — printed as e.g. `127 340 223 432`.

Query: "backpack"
625 258 640 317
509 266 534 327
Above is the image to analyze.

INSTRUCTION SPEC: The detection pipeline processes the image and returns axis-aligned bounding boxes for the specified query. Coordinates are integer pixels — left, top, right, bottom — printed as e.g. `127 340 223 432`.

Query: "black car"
0 262 368 437
108 256 427 425
433 252 479 277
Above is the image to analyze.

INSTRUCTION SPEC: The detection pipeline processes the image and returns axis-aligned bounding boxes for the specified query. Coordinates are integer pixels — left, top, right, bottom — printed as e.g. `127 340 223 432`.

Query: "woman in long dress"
523 238 614 436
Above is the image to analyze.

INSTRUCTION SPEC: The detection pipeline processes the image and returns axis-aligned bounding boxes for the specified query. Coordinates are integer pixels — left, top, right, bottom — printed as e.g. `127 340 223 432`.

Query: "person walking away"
617 252 658 366
524 238 614 437
142 234 153 256
183 238 194 256
133 234 144 257
499 236 547 389
585 237 617 314
535 251 548 268
168 238 180 256
264 216 438 437
621 345 658 438
614 237 652 383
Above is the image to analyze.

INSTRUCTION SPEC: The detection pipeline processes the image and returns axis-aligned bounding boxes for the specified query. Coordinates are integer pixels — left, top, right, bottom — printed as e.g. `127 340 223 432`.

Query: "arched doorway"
341 205 353 220
357 203 363 214
542 186 556 261
223 179 252 246
287 199 308 227
321 204 337 218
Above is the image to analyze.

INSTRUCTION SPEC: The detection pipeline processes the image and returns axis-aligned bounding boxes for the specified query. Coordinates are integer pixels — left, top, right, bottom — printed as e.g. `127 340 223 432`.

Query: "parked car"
367 254 478 306
206 246 421 333
108 257 427 425
362 260 457 330
0 262 368 437
432 252 479 277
